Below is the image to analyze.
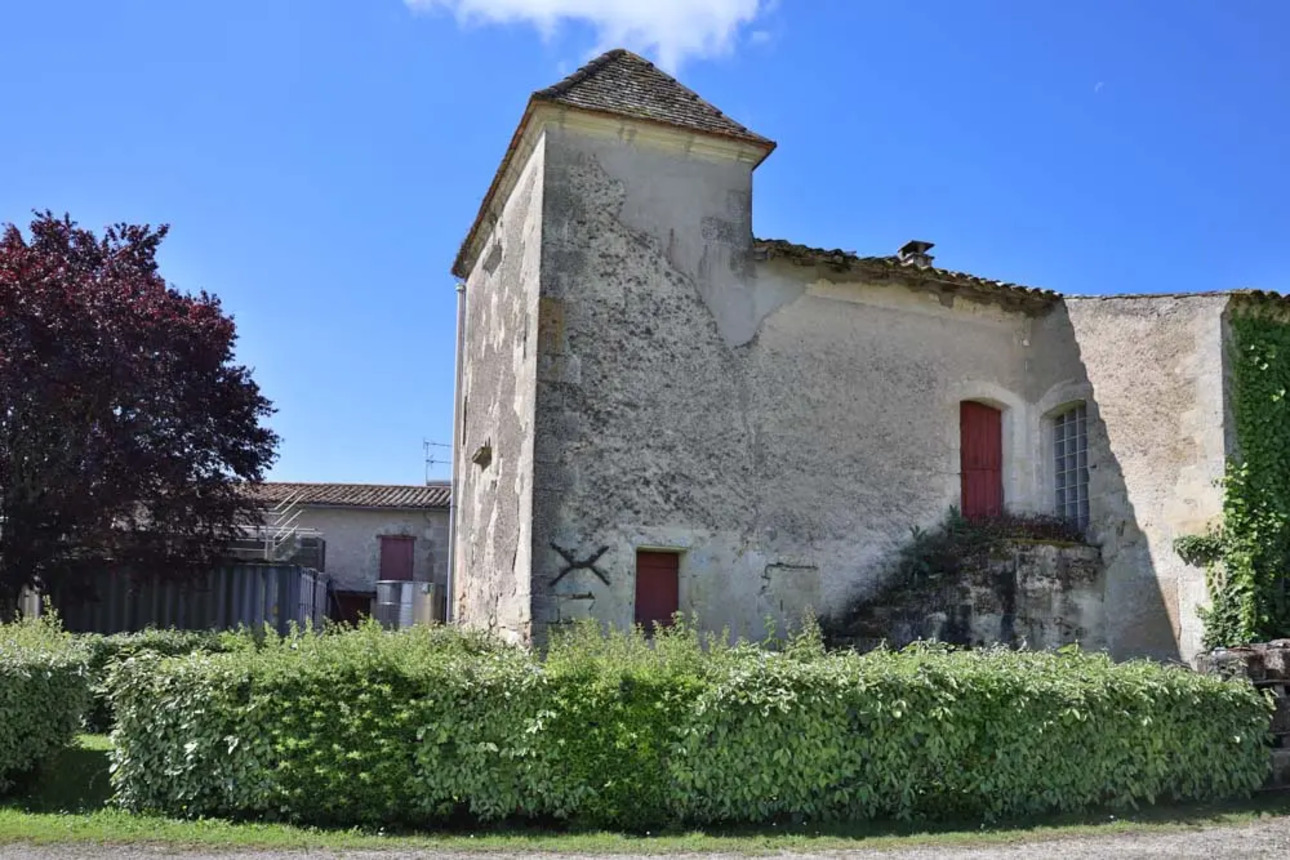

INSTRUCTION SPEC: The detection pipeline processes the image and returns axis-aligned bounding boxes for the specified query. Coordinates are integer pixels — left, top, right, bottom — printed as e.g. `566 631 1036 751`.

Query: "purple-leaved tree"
0 212 278 602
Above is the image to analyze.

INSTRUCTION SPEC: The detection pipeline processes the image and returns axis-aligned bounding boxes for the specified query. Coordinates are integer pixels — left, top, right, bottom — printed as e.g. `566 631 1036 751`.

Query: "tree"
0 212 278 601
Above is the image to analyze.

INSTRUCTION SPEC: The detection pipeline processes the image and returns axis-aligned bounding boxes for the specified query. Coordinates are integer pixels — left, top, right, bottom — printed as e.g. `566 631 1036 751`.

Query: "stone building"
448 48 1267 662
248 482 450 622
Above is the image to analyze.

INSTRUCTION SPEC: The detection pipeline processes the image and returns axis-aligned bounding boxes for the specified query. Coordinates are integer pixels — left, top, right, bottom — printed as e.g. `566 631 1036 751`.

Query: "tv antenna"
423 439 450 483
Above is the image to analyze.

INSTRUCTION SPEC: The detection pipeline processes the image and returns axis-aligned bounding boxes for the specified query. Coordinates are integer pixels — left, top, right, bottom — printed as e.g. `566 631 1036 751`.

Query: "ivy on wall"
1176 309 1290 648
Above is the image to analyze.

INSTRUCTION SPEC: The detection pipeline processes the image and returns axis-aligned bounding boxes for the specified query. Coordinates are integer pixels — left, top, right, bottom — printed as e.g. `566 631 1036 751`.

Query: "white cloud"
405 0 768 71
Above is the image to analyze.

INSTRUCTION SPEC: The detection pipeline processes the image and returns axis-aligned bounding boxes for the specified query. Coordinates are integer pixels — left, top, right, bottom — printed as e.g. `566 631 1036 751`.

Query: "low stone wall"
828 540 1104 651
1196 641 1290 789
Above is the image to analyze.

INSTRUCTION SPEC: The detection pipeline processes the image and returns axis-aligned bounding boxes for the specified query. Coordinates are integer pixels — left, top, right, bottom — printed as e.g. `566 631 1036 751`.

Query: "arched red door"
960 402 1003 519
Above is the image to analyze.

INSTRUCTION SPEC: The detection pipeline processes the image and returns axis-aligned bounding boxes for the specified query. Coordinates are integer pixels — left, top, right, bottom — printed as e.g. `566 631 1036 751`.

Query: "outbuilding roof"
246 482 450 510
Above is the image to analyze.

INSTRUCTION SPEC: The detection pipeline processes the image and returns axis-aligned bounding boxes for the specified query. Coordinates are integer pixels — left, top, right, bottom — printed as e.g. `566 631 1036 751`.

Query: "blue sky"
3 1 1287 485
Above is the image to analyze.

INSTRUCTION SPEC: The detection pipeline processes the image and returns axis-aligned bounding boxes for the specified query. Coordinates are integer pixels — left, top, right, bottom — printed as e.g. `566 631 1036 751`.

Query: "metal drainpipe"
445 281 467 623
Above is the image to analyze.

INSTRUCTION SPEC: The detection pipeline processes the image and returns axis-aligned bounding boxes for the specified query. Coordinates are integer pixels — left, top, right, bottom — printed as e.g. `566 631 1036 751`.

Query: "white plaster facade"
449 52 1247 662
246 484 451 599
289 506 449 594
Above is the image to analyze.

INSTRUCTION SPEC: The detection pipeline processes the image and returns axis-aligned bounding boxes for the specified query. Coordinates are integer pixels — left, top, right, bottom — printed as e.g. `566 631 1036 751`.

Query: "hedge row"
0 616 90 793
108 622 1274 828
79 628 256 732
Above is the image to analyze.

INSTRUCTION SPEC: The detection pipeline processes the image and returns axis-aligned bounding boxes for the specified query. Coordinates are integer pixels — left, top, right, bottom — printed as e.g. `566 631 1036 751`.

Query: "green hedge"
108 622 1274 828
0 616 91 793
79 628 256 732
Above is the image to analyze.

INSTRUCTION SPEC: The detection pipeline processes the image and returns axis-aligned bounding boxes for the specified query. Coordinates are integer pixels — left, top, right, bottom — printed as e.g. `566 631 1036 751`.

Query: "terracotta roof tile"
1065 289 1290 302
245 482 450 510
752 239 1061 312
533 49 774 148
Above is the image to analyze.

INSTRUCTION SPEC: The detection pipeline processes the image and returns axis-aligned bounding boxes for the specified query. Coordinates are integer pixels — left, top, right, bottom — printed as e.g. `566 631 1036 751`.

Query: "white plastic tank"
18 586 41 620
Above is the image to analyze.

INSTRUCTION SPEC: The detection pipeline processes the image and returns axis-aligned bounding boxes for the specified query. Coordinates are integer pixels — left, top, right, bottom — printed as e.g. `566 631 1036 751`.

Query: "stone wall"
829 539 1104 652
1196 641 1290 788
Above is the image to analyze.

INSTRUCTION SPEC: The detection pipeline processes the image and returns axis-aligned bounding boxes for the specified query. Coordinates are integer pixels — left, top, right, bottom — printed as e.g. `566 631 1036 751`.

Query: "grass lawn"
3 735 1290 854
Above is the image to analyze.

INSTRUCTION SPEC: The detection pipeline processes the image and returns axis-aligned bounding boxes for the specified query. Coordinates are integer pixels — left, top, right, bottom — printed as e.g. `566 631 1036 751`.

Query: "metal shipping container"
51 564 329 635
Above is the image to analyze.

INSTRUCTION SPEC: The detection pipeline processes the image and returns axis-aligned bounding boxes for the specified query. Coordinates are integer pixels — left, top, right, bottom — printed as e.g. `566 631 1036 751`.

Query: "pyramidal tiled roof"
532 49 774 147
453 49 774 278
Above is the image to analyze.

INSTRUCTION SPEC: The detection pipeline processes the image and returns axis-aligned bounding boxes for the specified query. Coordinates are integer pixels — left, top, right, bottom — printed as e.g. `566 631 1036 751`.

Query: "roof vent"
897 240 935 269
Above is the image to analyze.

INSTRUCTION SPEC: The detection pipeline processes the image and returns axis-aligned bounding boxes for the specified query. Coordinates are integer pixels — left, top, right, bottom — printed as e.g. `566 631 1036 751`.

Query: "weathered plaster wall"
1051 296 1230 661
290 507 448 592
743 266 1039 622
529 120 1047 642
453 137 545 643
531 123 758 639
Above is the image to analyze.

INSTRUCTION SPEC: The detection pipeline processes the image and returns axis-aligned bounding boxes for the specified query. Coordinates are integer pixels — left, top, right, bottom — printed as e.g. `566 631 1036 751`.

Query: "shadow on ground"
4 736 112 814
445 793 1290 845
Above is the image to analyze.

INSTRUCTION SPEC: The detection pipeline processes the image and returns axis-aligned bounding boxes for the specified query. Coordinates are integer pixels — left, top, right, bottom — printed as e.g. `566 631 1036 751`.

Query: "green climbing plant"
1177 309 1290 648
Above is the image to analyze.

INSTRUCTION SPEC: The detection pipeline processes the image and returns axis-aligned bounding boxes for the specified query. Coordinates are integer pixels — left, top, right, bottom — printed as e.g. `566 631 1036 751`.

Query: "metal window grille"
1054 404 1089 528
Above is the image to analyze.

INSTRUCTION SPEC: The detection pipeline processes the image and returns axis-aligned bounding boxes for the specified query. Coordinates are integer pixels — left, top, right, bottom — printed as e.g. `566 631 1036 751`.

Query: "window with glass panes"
1054 404 1089 528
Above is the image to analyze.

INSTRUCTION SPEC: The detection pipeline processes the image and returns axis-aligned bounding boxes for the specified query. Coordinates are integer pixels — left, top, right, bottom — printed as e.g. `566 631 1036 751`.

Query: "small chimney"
897 240 935 268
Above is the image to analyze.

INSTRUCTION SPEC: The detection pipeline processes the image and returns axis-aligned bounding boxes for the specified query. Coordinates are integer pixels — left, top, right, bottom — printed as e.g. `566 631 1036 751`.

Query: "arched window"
1053 403 1089 528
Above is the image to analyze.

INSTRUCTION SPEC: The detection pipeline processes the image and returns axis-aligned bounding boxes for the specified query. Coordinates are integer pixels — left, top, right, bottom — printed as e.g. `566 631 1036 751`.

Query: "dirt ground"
4 815 1290 859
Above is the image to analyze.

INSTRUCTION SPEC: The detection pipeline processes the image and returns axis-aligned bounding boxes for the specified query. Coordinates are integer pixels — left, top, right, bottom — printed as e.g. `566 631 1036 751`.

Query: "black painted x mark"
550 543 611 586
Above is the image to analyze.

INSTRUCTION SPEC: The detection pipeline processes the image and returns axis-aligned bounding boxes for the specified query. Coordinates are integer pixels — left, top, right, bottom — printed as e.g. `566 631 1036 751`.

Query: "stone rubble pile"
1197 640 1290 788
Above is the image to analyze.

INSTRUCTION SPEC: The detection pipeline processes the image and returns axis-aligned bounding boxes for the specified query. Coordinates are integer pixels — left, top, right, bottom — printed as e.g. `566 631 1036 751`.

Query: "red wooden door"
960 402 1003 519
635 551 679 630
379 535 416 581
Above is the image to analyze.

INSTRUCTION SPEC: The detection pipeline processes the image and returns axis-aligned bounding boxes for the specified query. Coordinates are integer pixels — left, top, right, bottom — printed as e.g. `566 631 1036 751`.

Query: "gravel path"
5 817 1290 859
